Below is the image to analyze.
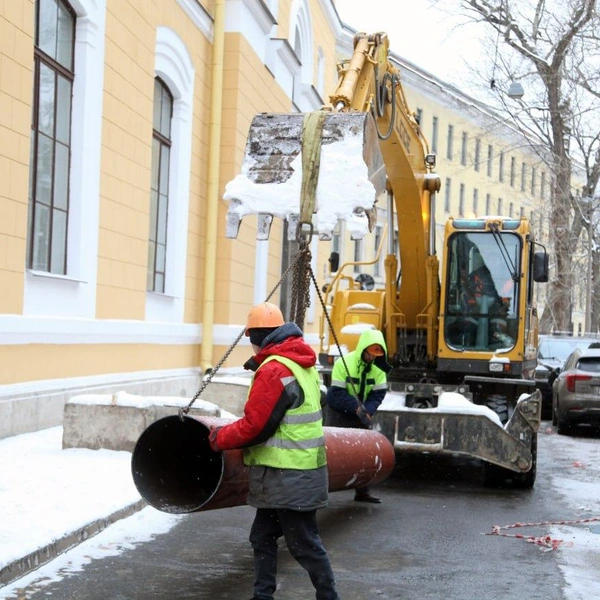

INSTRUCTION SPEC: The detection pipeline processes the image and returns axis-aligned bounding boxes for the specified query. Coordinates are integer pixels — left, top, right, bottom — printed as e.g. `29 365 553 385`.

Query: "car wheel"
555 396 571 435
557 416 572 435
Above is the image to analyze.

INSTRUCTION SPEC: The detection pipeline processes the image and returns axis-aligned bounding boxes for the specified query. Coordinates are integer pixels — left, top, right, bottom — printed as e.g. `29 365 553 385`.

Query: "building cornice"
176 0 213 42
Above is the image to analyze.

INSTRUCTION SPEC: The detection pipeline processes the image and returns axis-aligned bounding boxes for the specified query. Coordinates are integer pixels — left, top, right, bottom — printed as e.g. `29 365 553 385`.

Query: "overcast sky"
334 0 488 93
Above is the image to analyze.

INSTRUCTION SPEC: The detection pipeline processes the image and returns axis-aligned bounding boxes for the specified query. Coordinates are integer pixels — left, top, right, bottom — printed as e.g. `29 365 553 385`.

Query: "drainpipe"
200 0 226 372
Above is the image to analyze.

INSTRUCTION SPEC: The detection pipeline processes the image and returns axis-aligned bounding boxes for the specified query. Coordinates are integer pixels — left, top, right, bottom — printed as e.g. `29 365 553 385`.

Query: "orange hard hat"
245 302 285 335
366 344 384 356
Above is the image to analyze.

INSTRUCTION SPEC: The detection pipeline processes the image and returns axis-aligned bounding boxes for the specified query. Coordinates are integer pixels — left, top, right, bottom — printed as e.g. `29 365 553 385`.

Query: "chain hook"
296 221 314 246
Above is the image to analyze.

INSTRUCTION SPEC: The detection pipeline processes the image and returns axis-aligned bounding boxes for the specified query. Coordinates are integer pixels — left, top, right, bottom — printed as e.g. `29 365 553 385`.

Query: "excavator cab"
438 216 546 380
443 232 518 352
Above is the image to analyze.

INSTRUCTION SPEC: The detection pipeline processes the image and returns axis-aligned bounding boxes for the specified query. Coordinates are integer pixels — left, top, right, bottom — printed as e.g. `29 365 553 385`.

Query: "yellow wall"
0 0 340 393
0 0 34 314
0 343 198 384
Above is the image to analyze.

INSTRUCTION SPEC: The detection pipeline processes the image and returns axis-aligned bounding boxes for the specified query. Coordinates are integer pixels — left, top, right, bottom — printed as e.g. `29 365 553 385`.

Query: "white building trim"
253 241 269 306
225 0 276 64
176 0 213 42
266 37 300 101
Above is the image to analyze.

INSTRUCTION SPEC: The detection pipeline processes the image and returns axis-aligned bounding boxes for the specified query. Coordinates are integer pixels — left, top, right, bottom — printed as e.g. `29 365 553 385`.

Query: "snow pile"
378 391 502 426
224 131 378 240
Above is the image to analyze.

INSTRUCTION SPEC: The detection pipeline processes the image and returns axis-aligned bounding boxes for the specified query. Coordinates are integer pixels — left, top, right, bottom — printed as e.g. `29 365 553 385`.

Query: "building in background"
0 0 570 439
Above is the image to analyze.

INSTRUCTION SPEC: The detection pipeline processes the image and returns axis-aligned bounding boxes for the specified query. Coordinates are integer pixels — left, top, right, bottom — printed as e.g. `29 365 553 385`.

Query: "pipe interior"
131 416 223 513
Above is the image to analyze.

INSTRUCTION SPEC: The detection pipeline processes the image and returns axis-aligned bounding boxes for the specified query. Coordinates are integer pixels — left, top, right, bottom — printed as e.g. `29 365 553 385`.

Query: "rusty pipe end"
132 416 397 514
131 415 225 514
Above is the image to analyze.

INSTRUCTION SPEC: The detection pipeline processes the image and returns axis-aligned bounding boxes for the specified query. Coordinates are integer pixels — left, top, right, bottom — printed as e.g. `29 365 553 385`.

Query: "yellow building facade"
0 0 554 439
0 0 342 437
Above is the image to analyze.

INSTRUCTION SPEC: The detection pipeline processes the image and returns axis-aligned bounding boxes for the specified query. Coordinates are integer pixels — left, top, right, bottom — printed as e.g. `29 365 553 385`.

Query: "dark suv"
535 335 600 419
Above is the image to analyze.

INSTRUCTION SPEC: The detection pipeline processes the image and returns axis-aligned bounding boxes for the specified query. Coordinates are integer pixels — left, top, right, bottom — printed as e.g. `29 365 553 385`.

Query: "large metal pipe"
131 415 395 514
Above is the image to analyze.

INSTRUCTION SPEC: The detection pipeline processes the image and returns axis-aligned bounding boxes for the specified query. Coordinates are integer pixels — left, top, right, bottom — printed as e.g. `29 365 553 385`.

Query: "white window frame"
24 0 106 318
145 27 195 324
289 0 317 110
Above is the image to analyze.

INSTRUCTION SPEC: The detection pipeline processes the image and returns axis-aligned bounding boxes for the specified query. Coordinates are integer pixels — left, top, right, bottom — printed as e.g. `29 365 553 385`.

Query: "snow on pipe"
131 415 396 514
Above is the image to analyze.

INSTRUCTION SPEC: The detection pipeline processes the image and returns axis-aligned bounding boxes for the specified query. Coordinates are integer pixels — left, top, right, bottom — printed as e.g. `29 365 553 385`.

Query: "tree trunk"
544 67 576 334
592 249 600 334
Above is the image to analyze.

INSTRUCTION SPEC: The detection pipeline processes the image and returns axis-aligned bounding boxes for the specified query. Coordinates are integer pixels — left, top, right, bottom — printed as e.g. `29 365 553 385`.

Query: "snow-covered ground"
1 423 599 599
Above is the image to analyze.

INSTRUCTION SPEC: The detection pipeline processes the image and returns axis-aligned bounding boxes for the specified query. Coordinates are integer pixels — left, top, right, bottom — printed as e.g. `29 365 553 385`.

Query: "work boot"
354 489 381 504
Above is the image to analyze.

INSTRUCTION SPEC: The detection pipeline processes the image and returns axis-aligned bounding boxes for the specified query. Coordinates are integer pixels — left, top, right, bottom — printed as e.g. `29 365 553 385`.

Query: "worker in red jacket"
209 302 339 600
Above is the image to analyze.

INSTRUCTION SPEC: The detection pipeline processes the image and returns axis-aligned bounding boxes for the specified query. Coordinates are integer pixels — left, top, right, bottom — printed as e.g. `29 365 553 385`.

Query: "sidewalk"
0 374 250 590
0 426 147 588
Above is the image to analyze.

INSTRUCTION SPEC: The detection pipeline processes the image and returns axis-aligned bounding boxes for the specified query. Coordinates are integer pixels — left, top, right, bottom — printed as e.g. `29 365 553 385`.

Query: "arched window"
288 0 314 107
28 0 76 274
145 27 194 323
148 78 173 293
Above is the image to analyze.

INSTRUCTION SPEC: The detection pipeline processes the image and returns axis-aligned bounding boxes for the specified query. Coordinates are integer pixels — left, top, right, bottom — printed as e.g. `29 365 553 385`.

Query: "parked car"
535 335 599 419
552 344 600 434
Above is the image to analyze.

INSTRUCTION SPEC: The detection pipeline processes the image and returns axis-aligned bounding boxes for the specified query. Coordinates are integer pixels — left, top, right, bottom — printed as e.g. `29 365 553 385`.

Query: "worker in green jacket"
325 328 390 503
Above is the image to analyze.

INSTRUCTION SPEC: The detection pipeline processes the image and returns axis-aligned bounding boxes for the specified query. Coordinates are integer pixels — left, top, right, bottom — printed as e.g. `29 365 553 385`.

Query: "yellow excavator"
224 32 548 488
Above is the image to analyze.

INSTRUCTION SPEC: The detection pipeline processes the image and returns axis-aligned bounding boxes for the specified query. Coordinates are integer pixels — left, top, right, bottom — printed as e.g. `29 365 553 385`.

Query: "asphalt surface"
3 450 572 600
5 424 600 599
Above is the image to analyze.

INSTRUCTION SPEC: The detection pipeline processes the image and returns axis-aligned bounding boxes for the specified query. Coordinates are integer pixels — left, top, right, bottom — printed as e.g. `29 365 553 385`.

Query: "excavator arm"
331 33 441 361
224 32 441 362
223 32 547 488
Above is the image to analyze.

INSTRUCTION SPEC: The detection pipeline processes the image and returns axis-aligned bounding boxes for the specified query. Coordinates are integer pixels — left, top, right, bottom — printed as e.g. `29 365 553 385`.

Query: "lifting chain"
289 240 312 330
305 258 361 400
179 245 313 419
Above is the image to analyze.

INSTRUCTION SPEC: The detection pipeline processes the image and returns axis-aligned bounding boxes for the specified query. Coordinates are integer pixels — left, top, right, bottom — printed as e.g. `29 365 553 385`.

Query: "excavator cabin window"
444 232 521 351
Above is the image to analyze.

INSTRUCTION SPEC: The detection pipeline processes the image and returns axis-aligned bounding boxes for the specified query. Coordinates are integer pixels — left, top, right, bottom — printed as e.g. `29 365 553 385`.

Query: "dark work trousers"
249 507 339 600
323 404 372 497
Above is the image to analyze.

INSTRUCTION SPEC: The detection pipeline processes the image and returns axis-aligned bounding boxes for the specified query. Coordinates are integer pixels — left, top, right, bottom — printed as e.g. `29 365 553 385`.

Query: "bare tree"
439 0 600 333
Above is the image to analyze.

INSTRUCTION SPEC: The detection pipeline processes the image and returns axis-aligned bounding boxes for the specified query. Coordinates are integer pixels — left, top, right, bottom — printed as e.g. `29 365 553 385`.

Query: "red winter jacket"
214 323 319 451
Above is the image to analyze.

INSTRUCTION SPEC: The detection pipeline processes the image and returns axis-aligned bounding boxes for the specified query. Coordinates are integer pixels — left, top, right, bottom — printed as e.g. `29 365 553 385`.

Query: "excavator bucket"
224 112 386 241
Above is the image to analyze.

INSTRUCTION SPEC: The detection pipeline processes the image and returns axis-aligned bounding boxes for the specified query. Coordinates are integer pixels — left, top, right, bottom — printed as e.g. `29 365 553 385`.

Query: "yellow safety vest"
244 355 327 470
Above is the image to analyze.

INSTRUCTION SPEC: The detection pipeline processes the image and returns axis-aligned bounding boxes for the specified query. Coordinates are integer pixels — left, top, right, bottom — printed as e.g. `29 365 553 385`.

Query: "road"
5 423 600 600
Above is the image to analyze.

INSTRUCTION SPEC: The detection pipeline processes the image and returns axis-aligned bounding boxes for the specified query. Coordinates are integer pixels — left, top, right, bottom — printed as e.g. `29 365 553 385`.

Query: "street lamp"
507 81 524 99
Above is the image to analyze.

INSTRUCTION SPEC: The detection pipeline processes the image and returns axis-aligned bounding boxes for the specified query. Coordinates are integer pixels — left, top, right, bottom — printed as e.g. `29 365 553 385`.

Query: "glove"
243 357 259 372
208 426 222 452
355 404 372 427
